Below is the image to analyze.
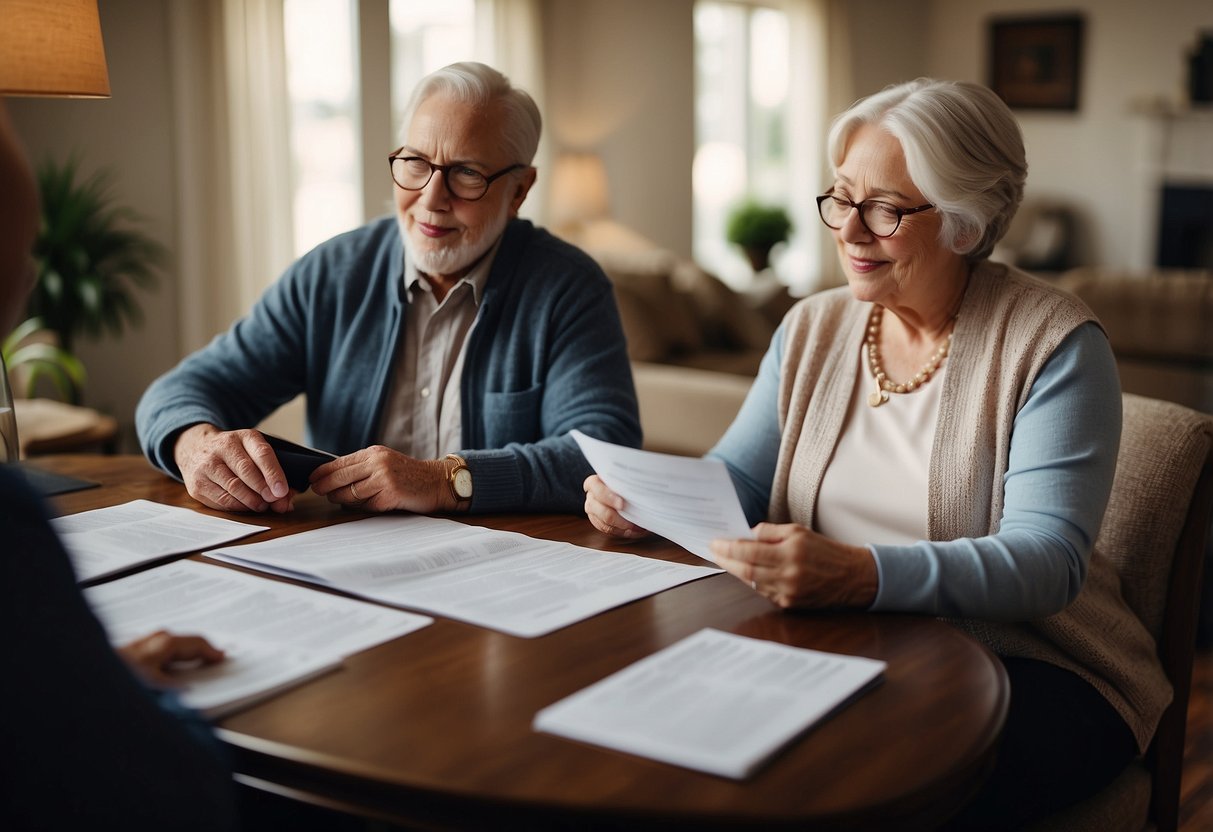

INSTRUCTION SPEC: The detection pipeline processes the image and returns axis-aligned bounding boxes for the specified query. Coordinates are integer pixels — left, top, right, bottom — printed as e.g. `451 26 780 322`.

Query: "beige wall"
8 0 179 452
923 0 1213 269
543 0 695 258
8 0 1212 445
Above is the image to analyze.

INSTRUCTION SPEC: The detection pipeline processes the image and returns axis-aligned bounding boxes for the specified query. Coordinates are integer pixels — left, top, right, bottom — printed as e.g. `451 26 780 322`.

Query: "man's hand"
310 445 455 513
173 424 294 513
117 630 226 688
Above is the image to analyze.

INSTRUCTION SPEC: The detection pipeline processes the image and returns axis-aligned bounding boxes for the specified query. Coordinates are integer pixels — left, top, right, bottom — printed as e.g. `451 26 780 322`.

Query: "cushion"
671 261 774 352
602 263 703 357
611 283 672 363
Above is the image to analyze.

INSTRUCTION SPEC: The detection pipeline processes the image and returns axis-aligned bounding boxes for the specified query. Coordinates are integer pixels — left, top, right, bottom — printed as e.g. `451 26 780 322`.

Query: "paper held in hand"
533 628 887 779
571 430 753 562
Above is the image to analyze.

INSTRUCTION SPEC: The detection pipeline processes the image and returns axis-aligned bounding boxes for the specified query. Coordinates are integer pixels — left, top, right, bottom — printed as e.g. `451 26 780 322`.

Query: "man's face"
393 94 535 282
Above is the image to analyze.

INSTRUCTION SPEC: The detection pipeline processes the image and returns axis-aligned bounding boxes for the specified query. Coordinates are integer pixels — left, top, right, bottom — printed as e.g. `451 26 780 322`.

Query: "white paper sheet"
571 430 753 562
52 499 269 582
205 514 722 638
84 560 431 717
534 628 887 779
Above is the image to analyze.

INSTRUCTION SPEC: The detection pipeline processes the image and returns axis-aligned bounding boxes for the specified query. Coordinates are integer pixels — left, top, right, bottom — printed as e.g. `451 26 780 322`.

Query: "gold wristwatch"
444 454 473 507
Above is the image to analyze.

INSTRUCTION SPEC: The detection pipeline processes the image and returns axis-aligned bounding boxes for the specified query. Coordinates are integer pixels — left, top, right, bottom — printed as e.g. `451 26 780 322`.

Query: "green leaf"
26 152 165 354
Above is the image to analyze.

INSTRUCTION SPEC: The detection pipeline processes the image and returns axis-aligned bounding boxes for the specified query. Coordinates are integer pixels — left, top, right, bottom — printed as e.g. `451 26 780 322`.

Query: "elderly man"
137 62 640 515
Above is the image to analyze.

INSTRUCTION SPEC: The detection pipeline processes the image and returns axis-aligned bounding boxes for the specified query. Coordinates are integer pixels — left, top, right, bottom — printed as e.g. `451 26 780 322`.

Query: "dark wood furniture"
40 454 1009 832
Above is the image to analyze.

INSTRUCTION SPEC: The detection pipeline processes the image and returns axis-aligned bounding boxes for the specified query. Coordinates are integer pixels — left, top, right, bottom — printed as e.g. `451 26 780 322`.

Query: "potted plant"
23 155 163 393
725 200 793 273
2 317 86 401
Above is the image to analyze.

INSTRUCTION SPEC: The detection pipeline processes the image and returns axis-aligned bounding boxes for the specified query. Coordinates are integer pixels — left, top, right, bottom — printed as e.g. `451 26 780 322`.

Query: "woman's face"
829 124 964 310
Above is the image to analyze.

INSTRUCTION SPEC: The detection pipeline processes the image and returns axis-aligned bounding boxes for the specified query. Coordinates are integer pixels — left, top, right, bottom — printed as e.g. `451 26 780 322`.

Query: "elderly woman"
584 79 1169 829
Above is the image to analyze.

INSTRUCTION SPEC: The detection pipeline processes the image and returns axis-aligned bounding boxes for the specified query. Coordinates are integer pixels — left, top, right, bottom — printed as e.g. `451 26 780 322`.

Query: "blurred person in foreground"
137 61 639 517
585 78 1168 829
0 102 236 831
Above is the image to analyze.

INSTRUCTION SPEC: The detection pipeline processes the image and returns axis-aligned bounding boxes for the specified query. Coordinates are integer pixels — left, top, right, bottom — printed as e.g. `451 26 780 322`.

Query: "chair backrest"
1095 393 1213 831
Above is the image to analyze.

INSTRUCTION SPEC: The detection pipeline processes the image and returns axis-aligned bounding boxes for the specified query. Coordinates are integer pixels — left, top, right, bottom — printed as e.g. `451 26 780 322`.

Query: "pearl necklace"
865 305 954 408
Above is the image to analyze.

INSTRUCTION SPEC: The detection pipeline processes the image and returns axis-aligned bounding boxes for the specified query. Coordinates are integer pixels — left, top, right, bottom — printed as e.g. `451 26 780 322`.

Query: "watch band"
444 453 472 506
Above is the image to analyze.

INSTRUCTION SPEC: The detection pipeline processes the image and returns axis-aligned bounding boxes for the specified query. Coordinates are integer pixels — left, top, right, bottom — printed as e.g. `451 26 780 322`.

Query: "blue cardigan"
136 217 641 513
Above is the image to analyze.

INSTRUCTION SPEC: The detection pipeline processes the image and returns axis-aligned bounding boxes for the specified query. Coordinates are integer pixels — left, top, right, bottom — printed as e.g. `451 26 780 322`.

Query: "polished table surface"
41 455 1009 831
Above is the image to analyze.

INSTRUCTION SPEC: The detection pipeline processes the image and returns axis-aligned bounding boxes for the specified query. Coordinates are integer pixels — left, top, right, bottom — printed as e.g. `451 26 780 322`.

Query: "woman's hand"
583 475 650 538
710 522 879 609
117 630 226 687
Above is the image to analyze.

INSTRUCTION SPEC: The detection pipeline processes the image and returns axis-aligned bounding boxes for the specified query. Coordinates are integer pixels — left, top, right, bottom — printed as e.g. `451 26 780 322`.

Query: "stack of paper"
53 500 269 582
85 560 431 717
206 514 722 637
534 628 886 779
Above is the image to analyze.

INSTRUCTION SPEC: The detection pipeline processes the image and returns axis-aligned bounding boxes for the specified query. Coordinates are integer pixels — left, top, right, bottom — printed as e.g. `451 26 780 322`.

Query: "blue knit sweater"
136 217 641 513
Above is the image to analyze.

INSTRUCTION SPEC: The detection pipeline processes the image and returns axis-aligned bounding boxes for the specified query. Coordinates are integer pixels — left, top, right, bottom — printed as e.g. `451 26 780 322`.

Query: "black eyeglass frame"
816 191 935 238
388 149 526 201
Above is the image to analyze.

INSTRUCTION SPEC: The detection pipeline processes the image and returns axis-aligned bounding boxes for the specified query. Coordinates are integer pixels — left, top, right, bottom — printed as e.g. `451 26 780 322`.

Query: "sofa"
589 247 795 455
1053 267 1213 415
589 242 1211 458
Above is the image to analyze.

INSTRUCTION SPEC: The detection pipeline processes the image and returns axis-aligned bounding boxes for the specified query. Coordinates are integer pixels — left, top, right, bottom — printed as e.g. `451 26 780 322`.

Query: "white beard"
399 209 510 278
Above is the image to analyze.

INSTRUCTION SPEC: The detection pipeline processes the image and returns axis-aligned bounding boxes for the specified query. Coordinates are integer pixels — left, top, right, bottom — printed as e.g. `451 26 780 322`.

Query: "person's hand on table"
583 474 650 539
173 424 295 513
709 522 879 609
310 445 452 513
117 630 226 688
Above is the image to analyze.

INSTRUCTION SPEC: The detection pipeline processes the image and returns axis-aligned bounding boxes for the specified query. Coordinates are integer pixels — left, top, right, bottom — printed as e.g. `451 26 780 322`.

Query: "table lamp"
0 0 111 461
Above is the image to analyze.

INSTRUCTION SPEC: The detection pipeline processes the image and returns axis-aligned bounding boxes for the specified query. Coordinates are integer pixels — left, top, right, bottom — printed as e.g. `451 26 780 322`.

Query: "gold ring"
351 482 361 501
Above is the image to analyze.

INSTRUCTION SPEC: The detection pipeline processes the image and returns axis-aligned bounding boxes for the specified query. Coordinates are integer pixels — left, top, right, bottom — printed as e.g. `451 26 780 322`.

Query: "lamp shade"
549 152 611 229
0 0 111 98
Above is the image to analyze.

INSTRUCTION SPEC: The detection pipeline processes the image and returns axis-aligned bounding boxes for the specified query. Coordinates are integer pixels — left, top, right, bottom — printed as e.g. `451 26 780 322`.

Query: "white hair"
827 78 1027 262
398 61 542 166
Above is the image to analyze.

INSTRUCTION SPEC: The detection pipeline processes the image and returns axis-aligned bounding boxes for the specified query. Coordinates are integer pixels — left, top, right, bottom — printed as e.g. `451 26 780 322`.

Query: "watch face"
453 467 473 499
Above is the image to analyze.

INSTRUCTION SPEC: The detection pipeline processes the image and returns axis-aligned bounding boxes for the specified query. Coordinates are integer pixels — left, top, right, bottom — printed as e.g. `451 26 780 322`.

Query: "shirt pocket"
482 383 543 445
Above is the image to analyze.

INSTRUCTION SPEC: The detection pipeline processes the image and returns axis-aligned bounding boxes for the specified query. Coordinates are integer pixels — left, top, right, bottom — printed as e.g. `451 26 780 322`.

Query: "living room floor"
1182 647 1212 832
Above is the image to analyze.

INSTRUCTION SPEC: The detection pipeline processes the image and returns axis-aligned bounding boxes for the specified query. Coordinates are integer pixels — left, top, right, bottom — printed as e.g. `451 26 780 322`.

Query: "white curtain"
167 0 295 354
784 0 852 291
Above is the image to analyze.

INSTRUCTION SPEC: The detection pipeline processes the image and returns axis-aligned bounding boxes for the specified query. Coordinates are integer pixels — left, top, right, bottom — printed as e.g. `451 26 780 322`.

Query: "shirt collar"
404 233 504 306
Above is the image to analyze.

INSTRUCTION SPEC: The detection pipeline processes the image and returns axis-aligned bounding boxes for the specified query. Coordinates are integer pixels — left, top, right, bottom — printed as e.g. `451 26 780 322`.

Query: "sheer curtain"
167 0 295 354
785 0 852 291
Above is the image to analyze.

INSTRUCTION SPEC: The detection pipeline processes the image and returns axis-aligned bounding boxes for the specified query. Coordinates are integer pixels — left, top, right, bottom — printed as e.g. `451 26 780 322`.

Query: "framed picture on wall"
988 15 1084 111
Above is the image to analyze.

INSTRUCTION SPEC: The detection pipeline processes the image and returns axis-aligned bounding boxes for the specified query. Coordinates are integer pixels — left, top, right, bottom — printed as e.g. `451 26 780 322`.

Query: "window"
283 0 361 257
389 0 476 138
694 1 797 289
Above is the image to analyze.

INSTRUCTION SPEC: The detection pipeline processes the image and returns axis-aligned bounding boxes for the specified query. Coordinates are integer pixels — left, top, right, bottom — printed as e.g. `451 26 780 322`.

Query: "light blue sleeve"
707 324 785 525
869 323 1122 621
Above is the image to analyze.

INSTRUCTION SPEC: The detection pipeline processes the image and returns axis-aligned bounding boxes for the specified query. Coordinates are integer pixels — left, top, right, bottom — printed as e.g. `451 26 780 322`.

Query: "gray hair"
398 61 542 166
827 78 1026 262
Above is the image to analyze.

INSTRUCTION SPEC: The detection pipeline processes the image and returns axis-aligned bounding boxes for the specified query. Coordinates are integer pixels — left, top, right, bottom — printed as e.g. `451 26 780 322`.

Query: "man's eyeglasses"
816 192 935 238
388 150 525 201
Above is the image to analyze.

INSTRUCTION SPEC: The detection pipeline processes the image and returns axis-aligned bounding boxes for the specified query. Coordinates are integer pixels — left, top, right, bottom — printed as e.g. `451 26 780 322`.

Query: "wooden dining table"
38 454 1009 831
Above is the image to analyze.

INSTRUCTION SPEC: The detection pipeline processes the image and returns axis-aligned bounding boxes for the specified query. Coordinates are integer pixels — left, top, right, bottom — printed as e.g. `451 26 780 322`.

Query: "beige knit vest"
771 261 1170 752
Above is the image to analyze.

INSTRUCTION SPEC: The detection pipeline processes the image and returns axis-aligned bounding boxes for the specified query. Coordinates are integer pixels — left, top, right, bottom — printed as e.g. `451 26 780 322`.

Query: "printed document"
84 560 431 717
52 499 268 582
206 515 722 638
571 430 753 561
534 628 886 779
